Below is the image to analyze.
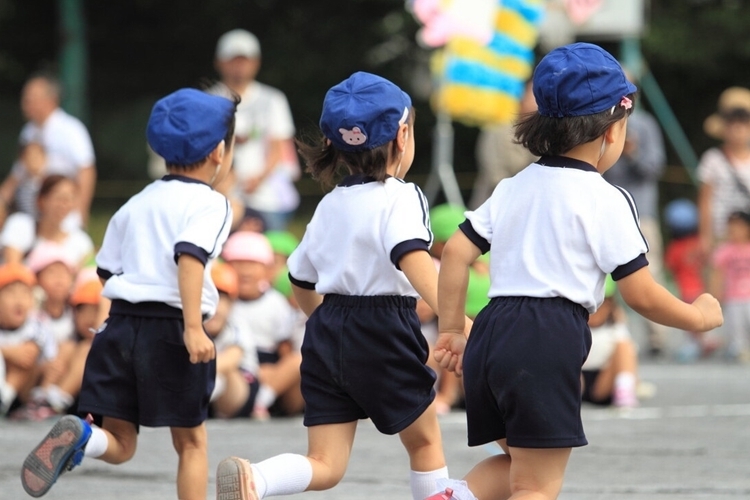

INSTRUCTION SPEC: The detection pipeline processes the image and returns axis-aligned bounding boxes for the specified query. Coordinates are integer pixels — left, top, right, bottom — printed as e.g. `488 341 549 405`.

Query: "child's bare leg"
592 340 637 402
399 402 449 499
171 423 209 500
212 370 250 417
504 446 570 499
306 421 357 490
99 416 138 464
463 439 512 499
57 339 92 397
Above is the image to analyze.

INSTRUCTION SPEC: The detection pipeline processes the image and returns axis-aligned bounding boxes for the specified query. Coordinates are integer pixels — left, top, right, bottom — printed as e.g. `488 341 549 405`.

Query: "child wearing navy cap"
216 71 468 500
21 88 239 499
429 43 724 500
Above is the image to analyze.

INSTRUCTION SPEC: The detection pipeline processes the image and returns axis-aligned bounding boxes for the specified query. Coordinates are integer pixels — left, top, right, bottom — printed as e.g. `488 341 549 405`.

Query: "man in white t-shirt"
0 73 96 228
214 29 299 230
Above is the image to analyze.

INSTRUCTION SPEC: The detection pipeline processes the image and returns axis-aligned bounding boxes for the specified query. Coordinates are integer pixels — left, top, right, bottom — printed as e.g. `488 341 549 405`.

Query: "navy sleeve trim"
391 239 430 270
288 273 316 290
611 254 649 281
174 242 209 266
459 220 491 254
612 185 650 252
96 267 113 280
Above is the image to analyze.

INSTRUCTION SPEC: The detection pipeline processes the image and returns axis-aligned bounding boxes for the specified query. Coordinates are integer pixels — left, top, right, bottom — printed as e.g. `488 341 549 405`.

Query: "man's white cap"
215 29 261 61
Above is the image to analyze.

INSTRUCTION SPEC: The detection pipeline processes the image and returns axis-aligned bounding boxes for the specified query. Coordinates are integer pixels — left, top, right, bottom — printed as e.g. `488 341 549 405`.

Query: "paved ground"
1 359 749 499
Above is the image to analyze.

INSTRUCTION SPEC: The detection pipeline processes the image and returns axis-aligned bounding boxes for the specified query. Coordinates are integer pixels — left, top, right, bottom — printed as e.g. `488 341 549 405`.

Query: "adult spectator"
213 29 300 230
603 96 668 356
469 81 538 209
0 73 96 228
697 87 750 253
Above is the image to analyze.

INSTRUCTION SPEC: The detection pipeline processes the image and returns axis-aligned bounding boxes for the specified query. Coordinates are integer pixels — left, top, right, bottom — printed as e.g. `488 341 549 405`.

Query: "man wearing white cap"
214 29 300 231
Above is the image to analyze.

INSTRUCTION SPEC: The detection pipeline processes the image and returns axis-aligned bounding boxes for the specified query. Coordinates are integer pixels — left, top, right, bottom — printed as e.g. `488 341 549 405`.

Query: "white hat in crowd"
215 29 261 61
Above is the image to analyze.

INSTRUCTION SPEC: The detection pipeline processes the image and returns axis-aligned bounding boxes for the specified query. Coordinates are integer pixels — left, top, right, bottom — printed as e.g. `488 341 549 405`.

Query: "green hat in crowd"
466 267 491 318
429 204 465 242
604 275 616 298
265 230 299 257
273 265 293 298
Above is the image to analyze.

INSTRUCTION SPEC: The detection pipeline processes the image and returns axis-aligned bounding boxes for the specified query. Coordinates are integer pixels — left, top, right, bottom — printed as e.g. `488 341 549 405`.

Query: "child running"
430 43 724 500
20 88 238 499
216 71 461 500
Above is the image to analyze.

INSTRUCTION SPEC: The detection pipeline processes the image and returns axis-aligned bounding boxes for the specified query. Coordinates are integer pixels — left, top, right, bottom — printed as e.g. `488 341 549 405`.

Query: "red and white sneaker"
425 487 454 499
216 457 259 500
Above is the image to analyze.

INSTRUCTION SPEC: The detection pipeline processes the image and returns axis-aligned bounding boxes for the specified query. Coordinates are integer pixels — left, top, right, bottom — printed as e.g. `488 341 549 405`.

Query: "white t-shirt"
96 175 233 316
228 289 295 354
0 212 94 265
582 322 631 370
464 156 649 313
39 306 75 345
288 175 433 297
696 147 750 239
213 316 259 375
231 81 297 212
13 109 95 218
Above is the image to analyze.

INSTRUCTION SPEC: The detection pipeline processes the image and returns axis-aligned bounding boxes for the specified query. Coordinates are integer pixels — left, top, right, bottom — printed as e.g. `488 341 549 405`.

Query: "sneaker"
10 401 59 422
425 488 454 499
613 387 638 409
21 415 92 497
216 457 259 500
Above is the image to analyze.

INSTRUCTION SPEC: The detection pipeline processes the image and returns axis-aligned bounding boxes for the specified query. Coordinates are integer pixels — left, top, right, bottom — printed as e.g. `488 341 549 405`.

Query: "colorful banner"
417 0 545 126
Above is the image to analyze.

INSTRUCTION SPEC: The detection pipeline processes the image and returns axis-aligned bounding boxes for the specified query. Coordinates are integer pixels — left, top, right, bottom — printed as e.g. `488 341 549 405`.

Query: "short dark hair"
514 93 636 157
297 107 415 189
26 71 62 101
38 174 76 200
165 89 241 171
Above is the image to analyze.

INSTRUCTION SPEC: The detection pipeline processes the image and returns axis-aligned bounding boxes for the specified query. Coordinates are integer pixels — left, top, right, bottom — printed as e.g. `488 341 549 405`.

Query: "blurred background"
0 0 748 242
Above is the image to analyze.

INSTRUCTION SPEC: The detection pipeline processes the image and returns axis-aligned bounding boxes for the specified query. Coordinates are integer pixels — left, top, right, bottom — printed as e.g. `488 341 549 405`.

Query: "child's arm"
0 342 40 371
399 250 440 314
291 284 323 317
617 266 722 332
707 265 724 302
177 254 216 364
216 345 243 374
435 231 482 375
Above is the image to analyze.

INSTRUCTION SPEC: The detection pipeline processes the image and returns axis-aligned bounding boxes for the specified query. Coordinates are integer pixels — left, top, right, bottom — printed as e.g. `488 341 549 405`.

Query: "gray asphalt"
1 359 749 500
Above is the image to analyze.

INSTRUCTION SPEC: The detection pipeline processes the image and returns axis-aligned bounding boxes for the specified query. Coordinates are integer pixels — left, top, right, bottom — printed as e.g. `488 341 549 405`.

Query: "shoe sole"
216 457 259 500
21 415 86 498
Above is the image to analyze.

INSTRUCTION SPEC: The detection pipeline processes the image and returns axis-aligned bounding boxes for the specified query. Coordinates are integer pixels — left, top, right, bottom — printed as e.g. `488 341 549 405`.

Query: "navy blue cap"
533 43 637 118
320 72 412 152
147 88 236 165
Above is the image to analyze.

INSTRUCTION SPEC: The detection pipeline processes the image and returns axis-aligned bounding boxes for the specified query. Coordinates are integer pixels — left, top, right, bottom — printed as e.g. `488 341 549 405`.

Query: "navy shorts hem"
505 436 588 449
377 390 435 435
77 405 138 427
304 413 362 428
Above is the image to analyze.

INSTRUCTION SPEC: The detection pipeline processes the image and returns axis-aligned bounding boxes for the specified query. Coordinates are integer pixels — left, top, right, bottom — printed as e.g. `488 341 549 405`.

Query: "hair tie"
619 96 633 110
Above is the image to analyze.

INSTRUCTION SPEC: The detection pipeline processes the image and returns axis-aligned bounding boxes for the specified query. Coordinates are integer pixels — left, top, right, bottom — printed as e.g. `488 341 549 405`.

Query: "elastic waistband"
323 294 417 309
489 296 589 318
109 299 184 319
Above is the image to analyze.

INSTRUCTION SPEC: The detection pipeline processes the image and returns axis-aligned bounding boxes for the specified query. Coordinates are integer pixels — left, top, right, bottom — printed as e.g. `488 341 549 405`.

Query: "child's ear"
395 124 409 152
605 118 627 144
209 140 226 163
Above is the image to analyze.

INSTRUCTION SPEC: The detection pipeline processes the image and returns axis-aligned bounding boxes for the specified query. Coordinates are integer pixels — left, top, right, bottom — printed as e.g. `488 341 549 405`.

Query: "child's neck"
43 299 66 318
560 142 604 173
723 143 750 161
167 165 217 186
37 219 67 240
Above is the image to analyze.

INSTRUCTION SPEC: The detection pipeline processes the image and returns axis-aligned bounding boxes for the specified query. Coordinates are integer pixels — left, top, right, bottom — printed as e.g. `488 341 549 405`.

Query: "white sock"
0 379 17 416
410 467 448 500
211 374 227 402
252 453 313 498
46 385 74 412
255 384 277 409
84 426 109 458
615 372 636 392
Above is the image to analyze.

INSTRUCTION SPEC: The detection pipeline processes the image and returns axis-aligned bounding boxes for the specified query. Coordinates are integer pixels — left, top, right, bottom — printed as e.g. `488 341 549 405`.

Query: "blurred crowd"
2 35 750 424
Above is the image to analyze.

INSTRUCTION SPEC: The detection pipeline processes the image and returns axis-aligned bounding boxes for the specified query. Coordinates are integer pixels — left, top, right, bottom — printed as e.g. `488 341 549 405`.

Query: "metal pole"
426 110 464 207
58 0 88 123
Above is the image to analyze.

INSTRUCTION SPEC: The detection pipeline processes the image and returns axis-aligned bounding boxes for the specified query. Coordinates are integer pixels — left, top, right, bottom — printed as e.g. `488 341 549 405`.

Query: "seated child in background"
582 276 643 409
205 261 262 418
221 231 302 419
265 230 300 284
18 267 103 420
710 211 750 363
0 263 49 416
13 141 47 218
664 198 717 362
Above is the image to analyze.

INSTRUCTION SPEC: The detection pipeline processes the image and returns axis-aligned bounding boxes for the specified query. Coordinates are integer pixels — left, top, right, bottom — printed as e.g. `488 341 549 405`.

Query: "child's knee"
170 426 208 455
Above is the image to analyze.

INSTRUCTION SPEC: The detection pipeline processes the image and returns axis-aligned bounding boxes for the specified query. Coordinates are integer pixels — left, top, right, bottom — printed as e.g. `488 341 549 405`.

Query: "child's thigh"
508 446 572 495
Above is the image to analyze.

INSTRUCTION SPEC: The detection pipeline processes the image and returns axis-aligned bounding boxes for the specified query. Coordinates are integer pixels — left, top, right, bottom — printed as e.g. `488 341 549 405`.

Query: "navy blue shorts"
301 294 436 435
78 300 216 428
463 296 591 448
581 369 612 406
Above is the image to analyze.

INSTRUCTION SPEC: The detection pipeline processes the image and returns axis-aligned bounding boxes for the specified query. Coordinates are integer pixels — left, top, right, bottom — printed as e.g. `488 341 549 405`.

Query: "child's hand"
184 326 216 364
692 293 723 332
434 332 467 376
